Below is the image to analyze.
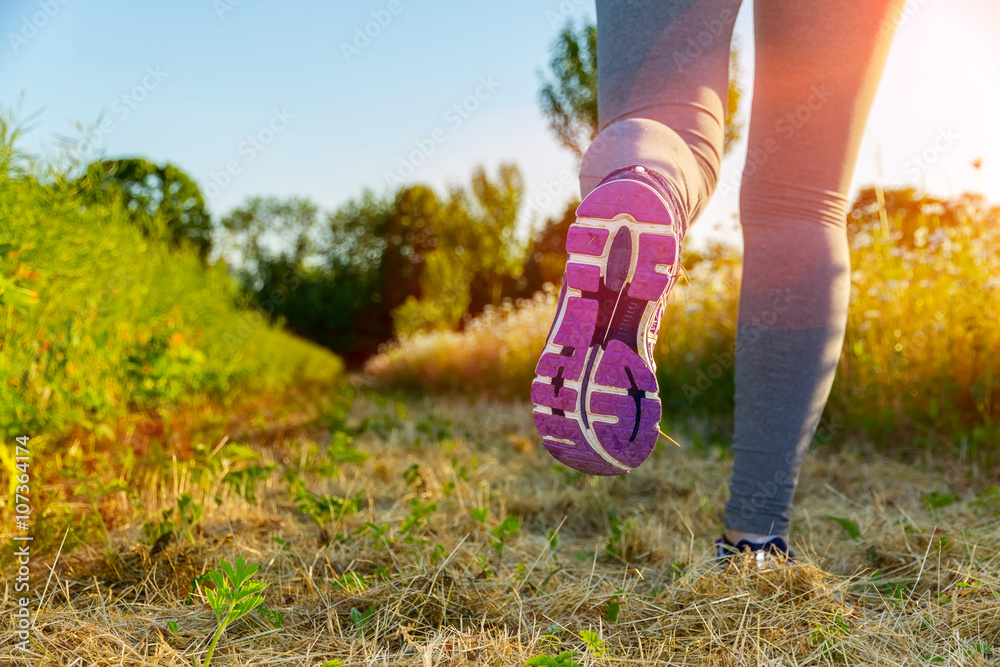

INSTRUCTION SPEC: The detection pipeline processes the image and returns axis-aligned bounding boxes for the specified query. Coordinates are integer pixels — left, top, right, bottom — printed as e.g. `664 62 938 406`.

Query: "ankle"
724 528 789 545
579 117 699 215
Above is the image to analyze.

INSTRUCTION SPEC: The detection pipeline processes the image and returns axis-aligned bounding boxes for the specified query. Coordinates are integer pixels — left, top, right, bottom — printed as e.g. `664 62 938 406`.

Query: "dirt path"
4 392 999 666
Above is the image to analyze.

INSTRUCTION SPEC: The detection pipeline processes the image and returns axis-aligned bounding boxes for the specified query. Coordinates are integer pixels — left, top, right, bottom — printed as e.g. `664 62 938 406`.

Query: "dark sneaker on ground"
715 535 796 569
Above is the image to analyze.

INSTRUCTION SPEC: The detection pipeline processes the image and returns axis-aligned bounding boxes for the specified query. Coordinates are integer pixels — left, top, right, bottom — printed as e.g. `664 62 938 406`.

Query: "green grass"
2 391 997 666
0 115 343 550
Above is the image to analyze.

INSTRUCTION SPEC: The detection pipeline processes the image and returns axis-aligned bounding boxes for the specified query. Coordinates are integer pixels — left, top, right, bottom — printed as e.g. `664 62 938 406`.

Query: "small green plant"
402 463 423 488
176 493 205 544
546 527 559 561
451 459 470 483
288 475 361 545
964 643 992 657
826 515 862 541
415 413 452 443
295 489 361 523
922 490 959 511
257 606 283 628
197 556 272 667
580 630 606 658
142 492 206 552
400 498 437 543
223 462 277 502
332 572 368 592
605 510 623 556
69 473 127 549
469 506 489 524
525 651 582 667
353 398 405 439
293 433 367 477
349 604 377 638
809 608 851 660
605 510 639 559
431 542 449 563
971 485 999 514
868 574 912 604
143 506 177 552
326 430 369 466
554 464 584 486
192 441 258 490
490 515 519 558
356 521 391 545
474 554 492 579
604 590 626 622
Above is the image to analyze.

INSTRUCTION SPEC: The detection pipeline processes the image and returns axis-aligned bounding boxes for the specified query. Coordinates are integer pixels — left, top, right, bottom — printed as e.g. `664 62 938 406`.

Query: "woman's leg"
724 0 906 540
533 0 742 475
582 0 742 221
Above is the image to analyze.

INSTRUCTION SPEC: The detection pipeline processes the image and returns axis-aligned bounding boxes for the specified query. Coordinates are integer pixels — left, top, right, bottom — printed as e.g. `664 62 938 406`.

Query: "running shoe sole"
531 167 683 475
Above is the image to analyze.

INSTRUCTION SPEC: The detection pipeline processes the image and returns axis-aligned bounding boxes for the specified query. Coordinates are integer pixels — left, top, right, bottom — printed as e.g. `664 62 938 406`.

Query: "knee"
739 175 851 233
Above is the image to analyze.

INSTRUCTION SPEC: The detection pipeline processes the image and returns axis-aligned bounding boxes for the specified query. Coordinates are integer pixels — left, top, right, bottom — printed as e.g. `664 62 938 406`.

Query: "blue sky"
3 0 998 251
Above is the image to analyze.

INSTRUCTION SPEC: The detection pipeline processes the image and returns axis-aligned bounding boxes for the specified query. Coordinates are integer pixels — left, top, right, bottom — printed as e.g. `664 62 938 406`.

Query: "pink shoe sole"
532 167 683 475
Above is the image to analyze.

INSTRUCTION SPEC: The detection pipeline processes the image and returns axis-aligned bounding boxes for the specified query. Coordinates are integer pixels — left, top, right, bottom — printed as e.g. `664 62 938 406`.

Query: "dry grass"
364 208 1000 451
3 393 999 666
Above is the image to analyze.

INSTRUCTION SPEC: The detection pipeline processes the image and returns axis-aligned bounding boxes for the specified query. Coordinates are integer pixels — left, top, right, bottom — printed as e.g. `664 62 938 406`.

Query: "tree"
379 185 443 309
392 163 527 335
538 20 598 160
218 167 528 359
539 19 744 159
453 163 527 311
521 200 578 292
81 158 213 260
217 196 320 289
320 186 443 359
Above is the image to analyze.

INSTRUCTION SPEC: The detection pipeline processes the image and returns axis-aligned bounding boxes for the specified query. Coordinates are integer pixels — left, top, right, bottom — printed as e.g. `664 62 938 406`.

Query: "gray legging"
582 0 905 536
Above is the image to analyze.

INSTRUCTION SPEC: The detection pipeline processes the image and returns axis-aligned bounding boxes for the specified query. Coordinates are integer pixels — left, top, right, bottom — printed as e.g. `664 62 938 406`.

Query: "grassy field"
366 196 1000 457
2 117 999 665
3 390 998 665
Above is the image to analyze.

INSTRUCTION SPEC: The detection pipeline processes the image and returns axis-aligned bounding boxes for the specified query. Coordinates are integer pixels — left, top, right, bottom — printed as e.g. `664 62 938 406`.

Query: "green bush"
0 115 343 440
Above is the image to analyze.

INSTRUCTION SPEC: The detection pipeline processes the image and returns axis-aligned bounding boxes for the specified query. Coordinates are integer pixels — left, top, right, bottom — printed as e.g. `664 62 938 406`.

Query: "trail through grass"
3 391 998 666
